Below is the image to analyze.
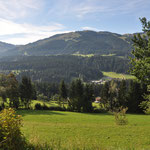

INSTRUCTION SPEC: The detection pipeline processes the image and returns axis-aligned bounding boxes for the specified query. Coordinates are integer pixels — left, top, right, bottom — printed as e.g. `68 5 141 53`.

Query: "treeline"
0 55 129 83
0 73 35 109
0 73 147 113
100 79 147 113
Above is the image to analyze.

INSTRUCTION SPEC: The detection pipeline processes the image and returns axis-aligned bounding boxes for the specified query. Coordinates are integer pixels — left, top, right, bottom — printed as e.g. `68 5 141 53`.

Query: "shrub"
42 103 50 110
0 108 26 150
139 100 150 114
114 107 128 125
35 103 43 110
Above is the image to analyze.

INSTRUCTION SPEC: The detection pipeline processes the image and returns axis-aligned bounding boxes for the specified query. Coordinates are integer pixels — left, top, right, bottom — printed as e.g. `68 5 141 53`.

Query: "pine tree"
83 84 94 112
126 80 144 113
6 73 20 109
68 79 84 112
59 80 67 107
100 82 110 108
19 76 33 109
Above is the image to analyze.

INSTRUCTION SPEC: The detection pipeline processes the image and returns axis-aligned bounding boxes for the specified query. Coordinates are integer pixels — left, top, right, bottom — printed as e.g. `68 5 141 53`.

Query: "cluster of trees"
0 55 129 83
100 79 147 113
68 79 94 112
35 78 147 113
0 73 34 109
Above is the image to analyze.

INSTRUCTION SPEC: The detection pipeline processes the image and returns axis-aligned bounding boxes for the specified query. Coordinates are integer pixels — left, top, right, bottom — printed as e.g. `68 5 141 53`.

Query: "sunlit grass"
101 53 116 56
18 110 150 150
72 53 94 57
102 71 136 79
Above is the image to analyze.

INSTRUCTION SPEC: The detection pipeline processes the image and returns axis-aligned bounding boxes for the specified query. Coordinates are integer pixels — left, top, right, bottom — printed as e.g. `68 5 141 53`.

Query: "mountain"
1 30 134 57
0 41 16 55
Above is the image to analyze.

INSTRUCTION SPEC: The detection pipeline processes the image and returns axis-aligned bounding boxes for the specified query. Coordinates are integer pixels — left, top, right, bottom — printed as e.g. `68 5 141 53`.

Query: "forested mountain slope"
1 31 134 57
0 55 129 83
0 41 16 55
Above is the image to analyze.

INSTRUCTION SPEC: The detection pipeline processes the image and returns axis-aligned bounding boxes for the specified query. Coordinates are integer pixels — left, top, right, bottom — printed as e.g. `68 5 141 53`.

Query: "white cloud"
0 18 70 45
0 0 42 20
48 0 150 18
81 26 99 31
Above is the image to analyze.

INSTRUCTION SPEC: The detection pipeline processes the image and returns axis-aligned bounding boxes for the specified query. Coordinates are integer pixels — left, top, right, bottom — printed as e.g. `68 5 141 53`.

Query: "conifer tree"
6 73 20 109
126 80 144 113
19 76 33 109
68 78 84 112
59 80 67 107
83 84 94 112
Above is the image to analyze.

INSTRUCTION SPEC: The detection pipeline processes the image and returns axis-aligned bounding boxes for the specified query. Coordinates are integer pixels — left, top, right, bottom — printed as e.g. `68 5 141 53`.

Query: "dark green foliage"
126 80 145 113
59 80 67 99
83 84 94 112
6 73 20 108
129 17 150 112
35 103 42 110
0 55 130 83
68 79 94 112
101 80 120 110
129 17 150 85
100 82 110 107
19 76 33 109
0 73 20 108
100 79 148 113
59 80 68 107
69 79 84 112
35 82 59 99
117 80 127 107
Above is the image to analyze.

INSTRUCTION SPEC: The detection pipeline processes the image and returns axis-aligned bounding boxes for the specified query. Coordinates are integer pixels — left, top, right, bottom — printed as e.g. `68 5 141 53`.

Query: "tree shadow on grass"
17 110 66 117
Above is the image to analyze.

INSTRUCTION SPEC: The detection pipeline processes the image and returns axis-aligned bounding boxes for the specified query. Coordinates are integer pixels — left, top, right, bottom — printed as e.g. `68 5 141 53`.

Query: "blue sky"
0 0 150 45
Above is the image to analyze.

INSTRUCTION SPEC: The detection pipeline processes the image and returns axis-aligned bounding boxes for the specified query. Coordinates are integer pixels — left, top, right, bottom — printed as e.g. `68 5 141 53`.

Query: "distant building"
94 97 101 103
91 77 112 84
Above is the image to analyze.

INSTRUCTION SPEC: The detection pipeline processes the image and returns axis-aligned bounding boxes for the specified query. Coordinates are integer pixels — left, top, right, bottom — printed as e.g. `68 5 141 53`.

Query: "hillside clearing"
102 72 136 79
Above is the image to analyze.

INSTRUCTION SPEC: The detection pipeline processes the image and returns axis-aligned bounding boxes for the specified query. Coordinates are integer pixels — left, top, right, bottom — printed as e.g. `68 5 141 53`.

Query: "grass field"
102 72 136 80
72 54 94 57
18 110 150 150
101 54 116 57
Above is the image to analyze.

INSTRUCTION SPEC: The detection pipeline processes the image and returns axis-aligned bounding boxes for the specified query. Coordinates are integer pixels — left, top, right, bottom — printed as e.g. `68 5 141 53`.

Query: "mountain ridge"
0 30 136 57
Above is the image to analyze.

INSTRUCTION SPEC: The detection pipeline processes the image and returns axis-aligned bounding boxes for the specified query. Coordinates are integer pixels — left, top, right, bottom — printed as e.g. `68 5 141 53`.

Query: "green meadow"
18 110 150 150
72 53 94 57
103 72 136 80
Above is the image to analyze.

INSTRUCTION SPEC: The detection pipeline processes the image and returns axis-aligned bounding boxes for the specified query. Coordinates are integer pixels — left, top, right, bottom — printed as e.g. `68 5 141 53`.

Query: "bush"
114 107 128 125
35 103 43 110
0 108 26 150
139 100 150 114
42 104 50 110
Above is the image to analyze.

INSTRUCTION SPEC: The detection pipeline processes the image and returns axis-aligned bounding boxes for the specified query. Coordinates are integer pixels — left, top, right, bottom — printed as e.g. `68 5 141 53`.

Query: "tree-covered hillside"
0 55 129 83
0 41 16 54
1 31 134 57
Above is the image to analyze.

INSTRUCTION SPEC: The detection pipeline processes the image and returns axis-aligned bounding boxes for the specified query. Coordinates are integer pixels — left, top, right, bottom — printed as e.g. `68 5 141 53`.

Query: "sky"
0 0 150 45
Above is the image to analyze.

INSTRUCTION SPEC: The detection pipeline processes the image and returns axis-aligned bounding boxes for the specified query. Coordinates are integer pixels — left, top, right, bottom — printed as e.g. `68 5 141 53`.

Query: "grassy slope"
103 71 136 79
19 110 150 149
